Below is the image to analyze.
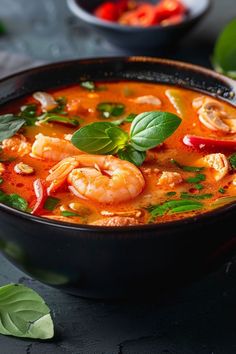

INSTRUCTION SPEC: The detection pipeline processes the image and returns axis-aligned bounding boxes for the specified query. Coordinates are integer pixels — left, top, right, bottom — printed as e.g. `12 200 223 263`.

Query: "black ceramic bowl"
0 57 236 299
67 0 211 49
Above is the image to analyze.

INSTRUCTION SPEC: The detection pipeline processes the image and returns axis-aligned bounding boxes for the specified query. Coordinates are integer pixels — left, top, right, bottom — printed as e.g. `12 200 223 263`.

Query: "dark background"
0 0 236 353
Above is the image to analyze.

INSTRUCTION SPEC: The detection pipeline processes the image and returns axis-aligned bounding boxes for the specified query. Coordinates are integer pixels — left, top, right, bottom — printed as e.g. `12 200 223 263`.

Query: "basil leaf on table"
97 102 125 118
130 111 181 151
0 115 25 142
0 284 54 339
118 145 146 166
72 122 129 154
213 19 236 79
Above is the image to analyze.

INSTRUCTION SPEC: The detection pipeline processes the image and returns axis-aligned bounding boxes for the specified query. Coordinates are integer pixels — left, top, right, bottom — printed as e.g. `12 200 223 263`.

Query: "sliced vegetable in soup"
0 81 235 226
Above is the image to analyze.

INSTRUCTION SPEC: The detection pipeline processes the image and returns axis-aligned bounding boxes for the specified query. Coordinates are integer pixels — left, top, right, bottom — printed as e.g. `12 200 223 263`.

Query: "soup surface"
0 81 235 226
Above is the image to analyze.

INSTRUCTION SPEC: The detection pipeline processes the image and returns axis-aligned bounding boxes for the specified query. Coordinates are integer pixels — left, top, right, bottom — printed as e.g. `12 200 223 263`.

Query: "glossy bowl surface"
67 0 211 49
0 57 236 299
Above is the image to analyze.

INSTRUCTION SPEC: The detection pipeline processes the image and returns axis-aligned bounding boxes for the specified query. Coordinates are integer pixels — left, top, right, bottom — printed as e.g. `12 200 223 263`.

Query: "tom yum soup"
0 81 236 226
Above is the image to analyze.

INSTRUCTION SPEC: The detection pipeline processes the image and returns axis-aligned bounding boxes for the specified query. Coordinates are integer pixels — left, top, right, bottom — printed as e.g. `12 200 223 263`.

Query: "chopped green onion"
61 210 80 217
43 197 60 211
186 174 206 184
171 159 204 172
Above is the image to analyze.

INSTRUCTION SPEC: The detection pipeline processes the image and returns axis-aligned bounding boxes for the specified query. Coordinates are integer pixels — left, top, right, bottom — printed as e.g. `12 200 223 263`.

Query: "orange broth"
0 81 235 226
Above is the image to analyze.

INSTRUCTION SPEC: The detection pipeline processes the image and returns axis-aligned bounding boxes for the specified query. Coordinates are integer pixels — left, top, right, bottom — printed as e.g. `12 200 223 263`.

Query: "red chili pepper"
155 0 187 22
119 4 157 27
31 179 48 215
183 135 236 151
94 1 119 21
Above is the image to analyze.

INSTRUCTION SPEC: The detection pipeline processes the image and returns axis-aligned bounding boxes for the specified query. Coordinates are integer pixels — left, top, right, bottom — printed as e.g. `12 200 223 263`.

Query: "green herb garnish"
186 174 206 184
97 102 125 118
166 191 176 197
171 159 204 172
61 210 80 217
229 153 236 170
148 199 203 221
218 187 226 194
0 190 28 211
118 145 146 167
194 183 204 190
80 81 96 91
0 284 54 339
0 115 25 142
180 192 213 200
48 97 67 114
20 104 38 126
72 111 181 166
38 113 80 127
213 19 236 79
43 197 60 211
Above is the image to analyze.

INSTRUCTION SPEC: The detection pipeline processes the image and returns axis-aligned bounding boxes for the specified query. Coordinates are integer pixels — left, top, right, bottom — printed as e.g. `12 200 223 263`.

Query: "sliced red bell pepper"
183 135 236 151
94 1 119 22
31 178 48 215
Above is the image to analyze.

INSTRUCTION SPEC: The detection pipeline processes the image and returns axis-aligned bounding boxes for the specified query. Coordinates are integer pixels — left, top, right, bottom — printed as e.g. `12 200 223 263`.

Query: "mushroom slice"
203 153 229 181
198 99 230 133
33 91 57 112
132 95 162 106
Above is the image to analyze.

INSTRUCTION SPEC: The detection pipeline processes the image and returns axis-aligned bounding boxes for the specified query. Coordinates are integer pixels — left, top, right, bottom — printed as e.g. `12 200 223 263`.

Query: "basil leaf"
148 199 203 220
229 153 236 170
0 191 28 211
20 104 38 126
180 192 213 200
61 210 80 217
213 19 236 79
0 284 54 339
44 197 60 211
0 115 25 142
80 81 95 91
97 102 125 118
130 111 181 152
71 122 129 154
39 113 79 127
118 145 146 166
171 159 204 172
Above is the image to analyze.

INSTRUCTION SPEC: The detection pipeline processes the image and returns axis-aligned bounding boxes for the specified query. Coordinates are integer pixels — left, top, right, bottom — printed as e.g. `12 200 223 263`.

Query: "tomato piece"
31 178 48 215
94 2 119 22
183 135 236 151
119 4 157 27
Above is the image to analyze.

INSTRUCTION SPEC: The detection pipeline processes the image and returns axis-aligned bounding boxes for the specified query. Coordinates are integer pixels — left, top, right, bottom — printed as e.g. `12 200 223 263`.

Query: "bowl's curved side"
0 57 235 298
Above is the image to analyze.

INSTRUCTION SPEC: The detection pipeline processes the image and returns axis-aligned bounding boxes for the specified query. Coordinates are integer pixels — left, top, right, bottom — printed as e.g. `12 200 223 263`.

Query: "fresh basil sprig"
0 284 54 339
0 115 25 142
130 111 181 151
72 111 181 166
213 19 236 79
72 122 129 155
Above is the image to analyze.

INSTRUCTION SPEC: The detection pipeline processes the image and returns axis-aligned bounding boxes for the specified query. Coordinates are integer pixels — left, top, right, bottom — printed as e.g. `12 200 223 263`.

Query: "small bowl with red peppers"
67 0 211 49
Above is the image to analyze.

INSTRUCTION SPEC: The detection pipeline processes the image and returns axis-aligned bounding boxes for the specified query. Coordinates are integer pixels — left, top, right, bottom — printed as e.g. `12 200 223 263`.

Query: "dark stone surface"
0 0 235 353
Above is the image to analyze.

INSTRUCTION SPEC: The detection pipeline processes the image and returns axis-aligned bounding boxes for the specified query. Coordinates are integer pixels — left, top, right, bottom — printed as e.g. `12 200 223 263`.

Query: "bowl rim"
67 0 211 31
0 55 235 233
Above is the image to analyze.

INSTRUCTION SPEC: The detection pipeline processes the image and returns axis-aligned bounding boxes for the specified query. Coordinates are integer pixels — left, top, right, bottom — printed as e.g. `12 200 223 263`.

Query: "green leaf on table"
130 111 181 152
213 19 236 78
0 284 54 339
118 145 146 166
0 115 25 142
97 102 125 118
71 122 129 154
229 153 236 170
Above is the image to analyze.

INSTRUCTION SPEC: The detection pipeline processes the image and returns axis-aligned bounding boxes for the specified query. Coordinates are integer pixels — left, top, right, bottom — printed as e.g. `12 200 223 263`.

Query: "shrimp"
31 134 80 161
202 153 229 181
46 154 145 204
2 134 31 157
